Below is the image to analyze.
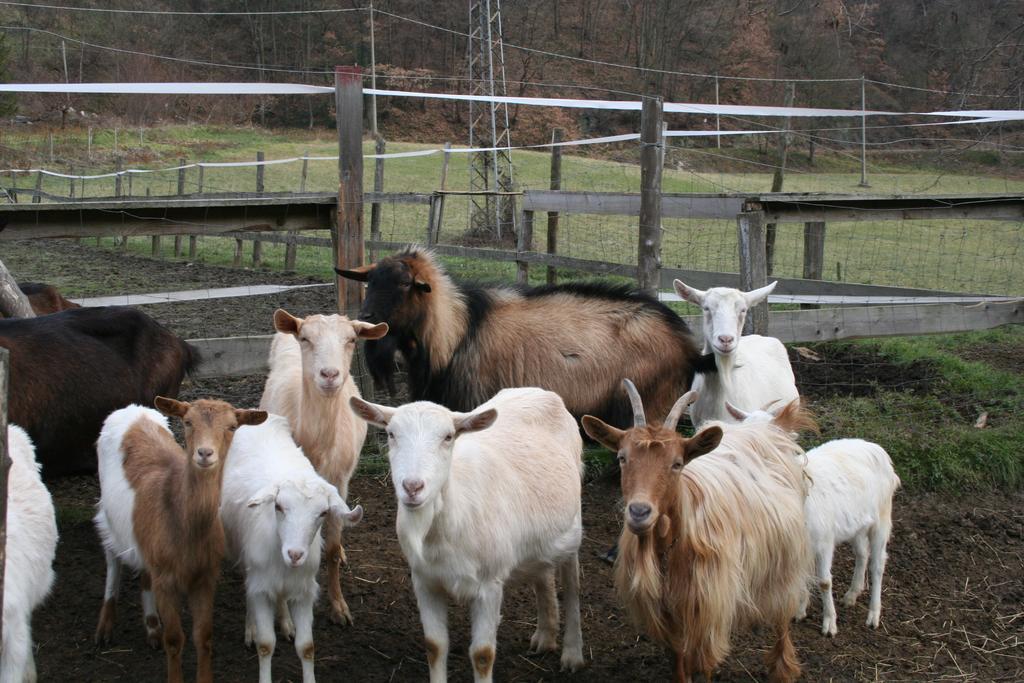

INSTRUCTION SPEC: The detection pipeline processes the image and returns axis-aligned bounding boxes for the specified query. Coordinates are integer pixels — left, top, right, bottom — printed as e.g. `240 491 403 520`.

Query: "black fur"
0 306 197 477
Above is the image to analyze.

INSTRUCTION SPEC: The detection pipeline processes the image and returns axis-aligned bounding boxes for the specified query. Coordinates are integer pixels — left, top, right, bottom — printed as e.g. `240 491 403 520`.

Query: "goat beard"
614 520 673 645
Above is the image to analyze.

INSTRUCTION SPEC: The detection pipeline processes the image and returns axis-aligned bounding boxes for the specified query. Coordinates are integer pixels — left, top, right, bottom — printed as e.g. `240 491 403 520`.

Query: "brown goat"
94 398 267 683
583 382 810 683
338 248 710 428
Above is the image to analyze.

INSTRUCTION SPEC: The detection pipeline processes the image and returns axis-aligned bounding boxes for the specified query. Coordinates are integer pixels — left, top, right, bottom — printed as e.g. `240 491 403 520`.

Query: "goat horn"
663 390 699 432
622 379 646 427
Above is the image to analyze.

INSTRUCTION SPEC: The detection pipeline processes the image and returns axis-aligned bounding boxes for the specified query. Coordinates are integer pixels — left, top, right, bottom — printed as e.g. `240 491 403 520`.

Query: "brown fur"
0 283 80 319
122 398 266 683
340 249 704 427
471 645 496 678
770 399 820 436
584 398 810 683
425 638 442 669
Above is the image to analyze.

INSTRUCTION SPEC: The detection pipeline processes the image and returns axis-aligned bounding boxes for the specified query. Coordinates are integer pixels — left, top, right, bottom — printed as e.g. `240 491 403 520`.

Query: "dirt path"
36 475 1024 682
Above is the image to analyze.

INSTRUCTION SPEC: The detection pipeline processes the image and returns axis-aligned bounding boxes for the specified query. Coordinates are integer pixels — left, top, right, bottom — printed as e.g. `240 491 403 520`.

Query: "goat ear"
235 409 268 427
335 263 376 282
724 402 749 422
328 490 364 526
581 415 626 452
273 308 302 335
154 396 189 418
685 426 723 462
743 281 777 307
454 407 497 435
413 278 431 293
246 486 277 508
349 396 394 428
355 321 389 340
673 279 706 306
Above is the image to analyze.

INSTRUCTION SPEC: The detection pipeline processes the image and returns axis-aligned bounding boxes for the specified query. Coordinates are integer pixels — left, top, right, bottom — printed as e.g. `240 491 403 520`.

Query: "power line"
0 25 337 74
0 1 364 16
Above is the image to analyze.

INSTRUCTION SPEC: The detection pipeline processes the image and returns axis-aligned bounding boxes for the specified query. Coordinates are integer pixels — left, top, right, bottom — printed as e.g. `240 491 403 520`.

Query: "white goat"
221 415 364 683
674 279 798 427
798 438 900 636
2 425 58 683
728 401 900 637
260 308 387 625
350 387 585 682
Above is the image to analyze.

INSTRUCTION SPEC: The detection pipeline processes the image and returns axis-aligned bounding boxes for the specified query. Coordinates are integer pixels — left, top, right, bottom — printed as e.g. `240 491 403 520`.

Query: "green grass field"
4 125 1023 491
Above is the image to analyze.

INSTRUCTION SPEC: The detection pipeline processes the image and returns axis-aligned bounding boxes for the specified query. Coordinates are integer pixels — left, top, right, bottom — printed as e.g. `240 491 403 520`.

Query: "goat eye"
444 433 454 442
386 431 394 440
319 510 328 518
672 461 684 471
228 425 238 432
299 337 309 344
183 420 192 427
616 453 626 465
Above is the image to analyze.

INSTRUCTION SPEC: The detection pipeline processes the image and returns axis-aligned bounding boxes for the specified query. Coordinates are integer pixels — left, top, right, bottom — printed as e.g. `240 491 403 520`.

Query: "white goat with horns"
674 279 798 427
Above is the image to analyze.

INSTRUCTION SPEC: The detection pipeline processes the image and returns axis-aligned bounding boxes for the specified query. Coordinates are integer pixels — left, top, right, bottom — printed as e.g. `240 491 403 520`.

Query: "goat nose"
197 447 213 459
288 549 305 565
718 334 735 345
628 503 652 521
403 479 425 496
320 367 340 380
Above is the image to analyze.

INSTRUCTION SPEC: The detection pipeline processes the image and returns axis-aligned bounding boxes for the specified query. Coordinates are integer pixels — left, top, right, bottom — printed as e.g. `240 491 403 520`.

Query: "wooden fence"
1 78 1021 381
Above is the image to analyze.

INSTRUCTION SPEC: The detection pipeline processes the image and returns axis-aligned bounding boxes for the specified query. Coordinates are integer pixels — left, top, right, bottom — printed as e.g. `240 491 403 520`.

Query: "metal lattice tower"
466 0 515 241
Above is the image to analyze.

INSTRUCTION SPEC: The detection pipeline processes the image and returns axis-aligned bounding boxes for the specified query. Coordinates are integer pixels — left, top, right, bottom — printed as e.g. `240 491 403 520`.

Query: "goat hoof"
94 628 113 646
598 544 618 565
146 632 163 650
560 650 585 672
529 631 558 654
329 606 354 626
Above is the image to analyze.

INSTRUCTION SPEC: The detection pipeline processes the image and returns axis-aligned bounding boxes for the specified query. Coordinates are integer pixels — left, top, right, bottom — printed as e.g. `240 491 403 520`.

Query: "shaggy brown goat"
583 381 810 683
338 248 709 427
94 398 267 683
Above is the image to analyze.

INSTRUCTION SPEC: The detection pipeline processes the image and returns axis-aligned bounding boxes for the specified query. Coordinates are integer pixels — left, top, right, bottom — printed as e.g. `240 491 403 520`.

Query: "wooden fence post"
335 65 371 396
253 151 265 267
434 142 452 243
516 209 534 284
335 65 365 315
738 206 769 334
190 166 203 260
32 171 42 204
801 221 826 310
285 152 307 270
68 165 75 199
174 158 186 256
637 96 664 296
369 137 385 260
0 346 11 647
766 82 796 275
114 157 123 198
546 128 563 284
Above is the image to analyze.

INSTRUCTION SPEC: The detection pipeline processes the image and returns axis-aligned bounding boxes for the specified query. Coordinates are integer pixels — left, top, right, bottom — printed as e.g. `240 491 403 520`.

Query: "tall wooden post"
0 346 11 646
434 142 451 241
766 82 795 275
369 136 385 261
738 206 769 334
335 66 365 317
174 157 186 256
253 151 265 267
546 128 564 284
32 171 42 204
637 97 664 296
335 66 371 397
190 166 203 260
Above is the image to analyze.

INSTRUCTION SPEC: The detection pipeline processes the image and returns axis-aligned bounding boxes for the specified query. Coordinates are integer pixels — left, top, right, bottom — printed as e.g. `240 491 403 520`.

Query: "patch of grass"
809 328 1024 491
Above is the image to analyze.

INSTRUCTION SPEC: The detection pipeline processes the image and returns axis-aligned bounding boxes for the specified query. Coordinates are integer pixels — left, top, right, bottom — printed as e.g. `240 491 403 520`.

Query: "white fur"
351 387 585 682
796 439 900 636
674 280 799 427
261 313 383 624
93 405 169 642
221 416 363 683
2 425 58 683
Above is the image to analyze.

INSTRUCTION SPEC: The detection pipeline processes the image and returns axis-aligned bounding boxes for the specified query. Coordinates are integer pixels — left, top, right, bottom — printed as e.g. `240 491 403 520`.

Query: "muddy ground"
4 239 1023 682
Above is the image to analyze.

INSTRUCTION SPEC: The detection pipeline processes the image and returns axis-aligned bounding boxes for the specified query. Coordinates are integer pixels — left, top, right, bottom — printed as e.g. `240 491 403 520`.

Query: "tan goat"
260 308 387 625
583 381 811 683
